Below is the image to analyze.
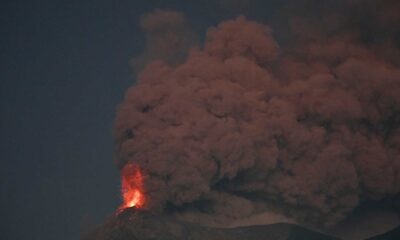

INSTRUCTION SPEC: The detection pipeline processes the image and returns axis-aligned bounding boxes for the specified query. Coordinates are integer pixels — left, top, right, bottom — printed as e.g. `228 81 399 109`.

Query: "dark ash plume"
114 2 400 227
129 9 198 73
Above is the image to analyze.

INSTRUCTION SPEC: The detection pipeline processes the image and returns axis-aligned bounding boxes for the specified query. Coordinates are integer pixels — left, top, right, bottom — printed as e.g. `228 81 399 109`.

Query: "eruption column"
119 163 145 212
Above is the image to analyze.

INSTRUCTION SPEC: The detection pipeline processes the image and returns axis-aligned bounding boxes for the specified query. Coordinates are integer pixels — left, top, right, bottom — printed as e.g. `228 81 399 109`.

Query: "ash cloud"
114 1 400 227
129 9 198 73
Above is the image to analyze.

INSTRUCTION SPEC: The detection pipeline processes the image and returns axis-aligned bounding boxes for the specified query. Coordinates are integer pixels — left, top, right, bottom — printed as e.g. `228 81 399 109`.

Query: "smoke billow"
129 9 198 73
114 2 400 227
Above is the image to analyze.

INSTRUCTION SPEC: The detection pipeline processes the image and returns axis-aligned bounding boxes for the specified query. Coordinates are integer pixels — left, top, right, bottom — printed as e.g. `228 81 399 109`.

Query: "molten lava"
119 163 145 211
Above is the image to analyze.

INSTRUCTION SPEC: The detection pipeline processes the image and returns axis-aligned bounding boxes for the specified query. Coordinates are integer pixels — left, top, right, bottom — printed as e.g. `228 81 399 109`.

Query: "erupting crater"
118 163 145 212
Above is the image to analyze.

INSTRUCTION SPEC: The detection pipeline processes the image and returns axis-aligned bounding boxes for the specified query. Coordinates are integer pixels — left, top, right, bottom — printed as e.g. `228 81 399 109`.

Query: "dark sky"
2 1 152 239
0 1 278 239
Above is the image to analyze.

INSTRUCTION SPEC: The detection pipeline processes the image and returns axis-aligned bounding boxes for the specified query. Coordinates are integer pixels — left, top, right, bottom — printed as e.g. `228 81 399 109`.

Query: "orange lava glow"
118 163 145 212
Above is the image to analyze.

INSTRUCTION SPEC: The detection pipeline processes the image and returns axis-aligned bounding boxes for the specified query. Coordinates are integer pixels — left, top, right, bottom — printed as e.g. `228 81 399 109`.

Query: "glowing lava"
119 163 145 212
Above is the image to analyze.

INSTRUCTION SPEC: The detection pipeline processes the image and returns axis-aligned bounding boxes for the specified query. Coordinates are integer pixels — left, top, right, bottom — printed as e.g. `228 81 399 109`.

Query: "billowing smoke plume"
114 2 400 227
129 9 198 73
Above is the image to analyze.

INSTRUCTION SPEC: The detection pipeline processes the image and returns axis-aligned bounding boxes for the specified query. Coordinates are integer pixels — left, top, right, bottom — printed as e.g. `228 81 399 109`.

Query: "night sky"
0 1 270 239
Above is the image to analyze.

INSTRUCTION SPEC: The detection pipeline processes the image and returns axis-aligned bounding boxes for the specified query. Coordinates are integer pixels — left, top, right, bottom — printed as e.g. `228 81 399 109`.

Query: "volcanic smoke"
113 2 400 228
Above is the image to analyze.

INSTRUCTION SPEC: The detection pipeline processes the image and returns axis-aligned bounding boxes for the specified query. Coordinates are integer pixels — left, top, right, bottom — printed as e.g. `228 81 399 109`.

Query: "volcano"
89 1 400 239
84 209 340 240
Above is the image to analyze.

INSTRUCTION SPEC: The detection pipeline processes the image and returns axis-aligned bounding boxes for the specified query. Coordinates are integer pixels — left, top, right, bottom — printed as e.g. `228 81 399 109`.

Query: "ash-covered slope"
367 226 400 240
83 209 338 240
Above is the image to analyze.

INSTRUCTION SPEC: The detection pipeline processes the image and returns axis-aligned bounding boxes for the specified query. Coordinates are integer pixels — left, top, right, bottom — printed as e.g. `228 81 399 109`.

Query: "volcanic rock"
83 208 339 240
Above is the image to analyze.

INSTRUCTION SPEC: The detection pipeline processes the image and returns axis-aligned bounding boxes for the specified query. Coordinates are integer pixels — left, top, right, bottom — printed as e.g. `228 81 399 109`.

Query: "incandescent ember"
118 163 145 212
